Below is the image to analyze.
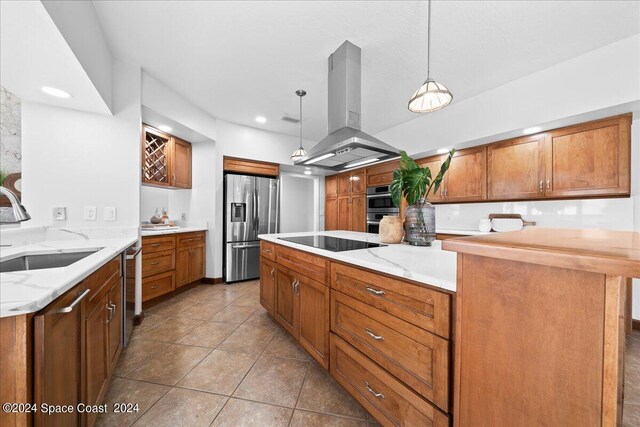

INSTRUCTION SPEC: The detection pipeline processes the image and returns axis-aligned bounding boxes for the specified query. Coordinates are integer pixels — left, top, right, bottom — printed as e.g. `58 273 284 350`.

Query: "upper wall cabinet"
366 159 399 186
223 156 279 177
421 147 487 203
142 124 192 189
487 134 546 200
544 115 631 198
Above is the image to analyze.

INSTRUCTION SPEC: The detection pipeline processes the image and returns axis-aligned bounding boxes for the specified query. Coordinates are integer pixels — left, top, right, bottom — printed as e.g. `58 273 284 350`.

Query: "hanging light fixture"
290 89 307 161
408 0 452 113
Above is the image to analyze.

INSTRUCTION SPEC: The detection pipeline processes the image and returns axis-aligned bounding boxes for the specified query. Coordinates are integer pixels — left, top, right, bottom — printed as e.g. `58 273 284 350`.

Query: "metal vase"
404 198 436 246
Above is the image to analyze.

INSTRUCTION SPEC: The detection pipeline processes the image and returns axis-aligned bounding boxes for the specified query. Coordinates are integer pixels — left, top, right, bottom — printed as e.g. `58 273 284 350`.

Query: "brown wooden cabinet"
418 157 444 203
325 197 338 231
85 297 109 427
325 175 338 197
442 146 487 202
337 196 351 230
366 160 399 186
274 264 298 338
142 124 193 189
171 137 192 188
298 273 330 369
223 156 279 177
544 114 631 198
487 134 546 200
350 195 366 232
175 232 206 288
259 256 276 315
34 287 87 427
329 169 367 231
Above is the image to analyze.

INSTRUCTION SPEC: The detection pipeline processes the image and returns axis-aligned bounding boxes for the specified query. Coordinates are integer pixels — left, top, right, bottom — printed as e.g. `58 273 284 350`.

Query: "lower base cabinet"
259 257 276 314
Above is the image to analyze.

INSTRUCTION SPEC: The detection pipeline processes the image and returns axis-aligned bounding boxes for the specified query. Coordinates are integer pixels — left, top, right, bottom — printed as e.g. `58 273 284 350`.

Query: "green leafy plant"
0 170 7 187
390 149 455 207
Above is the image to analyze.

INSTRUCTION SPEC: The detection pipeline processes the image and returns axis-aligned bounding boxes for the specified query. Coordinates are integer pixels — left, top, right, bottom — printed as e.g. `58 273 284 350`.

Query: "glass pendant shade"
408 79 453 113
290 146 306 161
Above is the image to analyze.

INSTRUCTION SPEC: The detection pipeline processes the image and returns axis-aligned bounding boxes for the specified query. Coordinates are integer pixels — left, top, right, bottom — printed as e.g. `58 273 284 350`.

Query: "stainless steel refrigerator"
224 174 279 282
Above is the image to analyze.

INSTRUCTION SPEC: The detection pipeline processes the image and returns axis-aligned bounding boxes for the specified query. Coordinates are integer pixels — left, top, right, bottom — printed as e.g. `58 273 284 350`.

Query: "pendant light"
408 0 452 113
290 89 307 161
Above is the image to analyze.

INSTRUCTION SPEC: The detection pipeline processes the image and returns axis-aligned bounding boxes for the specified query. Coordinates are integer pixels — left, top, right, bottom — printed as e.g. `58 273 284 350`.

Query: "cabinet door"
142 125 171 186
351 195 366 232
444 147 487 202
545 115 631 198
172 137 192 188
337 174 352 196
297 275 330 370
325 197 338 231
190 245 205 282
176 248 191 288
85 297 109 427
487 135 546 200
275 265 299 338
34 286 87 427
107 282 122 368
325 176 338 198
260 257 276 315
337 197 351 230
350 170 366 195
418 157 444 203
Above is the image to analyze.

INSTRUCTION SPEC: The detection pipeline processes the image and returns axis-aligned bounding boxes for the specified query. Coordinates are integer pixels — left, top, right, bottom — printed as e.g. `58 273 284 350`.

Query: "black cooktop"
278 236 386 252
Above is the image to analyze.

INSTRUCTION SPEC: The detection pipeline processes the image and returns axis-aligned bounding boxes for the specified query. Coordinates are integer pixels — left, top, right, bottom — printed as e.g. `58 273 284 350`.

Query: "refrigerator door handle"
254 186 259 233
231 243 261 249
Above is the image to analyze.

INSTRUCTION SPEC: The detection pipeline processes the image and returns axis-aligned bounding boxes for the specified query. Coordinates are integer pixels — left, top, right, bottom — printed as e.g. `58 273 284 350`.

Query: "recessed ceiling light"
158 125 172 132
255 116 267 124
437 148 451 154
523 126 542 135
304 170 312 175
41 86 71 98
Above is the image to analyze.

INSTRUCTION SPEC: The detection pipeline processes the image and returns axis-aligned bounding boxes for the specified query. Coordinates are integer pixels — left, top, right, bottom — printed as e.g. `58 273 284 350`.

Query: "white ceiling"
93 1 640 140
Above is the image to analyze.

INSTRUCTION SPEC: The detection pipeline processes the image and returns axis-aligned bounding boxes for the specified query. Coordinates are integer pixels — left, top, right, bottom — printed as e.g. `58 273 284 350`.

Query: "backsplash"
435 197 636 231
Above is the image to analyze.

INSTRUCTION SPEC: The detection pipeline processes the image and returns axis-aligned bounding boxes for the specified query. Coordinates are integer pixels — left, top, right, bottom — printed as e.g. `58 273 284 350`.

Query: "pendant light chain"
427 0 431 79
299 91 303 149
291 89 307 160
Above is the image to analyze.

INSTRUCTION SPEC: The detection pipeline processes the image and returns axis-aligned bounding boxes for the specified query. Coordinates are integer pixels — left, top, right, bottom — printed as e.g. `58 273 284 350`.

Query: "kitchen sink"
0 250 101 273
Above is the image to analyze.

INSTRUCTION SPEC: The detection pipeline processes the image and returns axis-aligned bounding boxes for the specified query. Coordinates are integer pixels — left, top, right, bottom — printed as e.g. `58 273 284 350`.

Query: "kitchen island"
258 230 456 426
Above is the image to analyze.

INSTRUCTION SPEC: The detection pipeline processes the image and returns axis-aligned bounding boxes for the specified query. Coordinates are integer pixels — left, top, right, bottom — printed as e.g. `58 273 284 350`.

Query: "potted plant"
390 149 455 246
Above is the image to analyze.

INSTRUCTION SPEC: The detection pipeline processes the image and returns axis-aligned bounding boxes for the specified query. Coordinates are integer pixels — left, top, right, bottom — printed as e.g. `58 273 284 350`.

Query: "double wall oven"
366 185 399 233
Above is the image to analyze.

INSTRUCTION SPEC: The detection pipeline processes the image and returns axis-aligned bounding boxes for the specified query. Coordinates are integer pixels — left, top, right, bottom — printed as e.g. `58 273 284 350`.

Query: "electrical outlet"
83 206 97 221
181 212 187 221
104 207 117 221
53 207 66 221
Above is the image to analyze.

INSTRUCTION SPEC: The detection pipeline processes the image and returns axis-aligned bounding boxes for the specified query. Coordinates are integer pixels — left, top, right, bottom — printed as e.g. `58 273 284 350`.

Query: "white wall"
280 173 316 233
375 36 640 319
21 60 141 227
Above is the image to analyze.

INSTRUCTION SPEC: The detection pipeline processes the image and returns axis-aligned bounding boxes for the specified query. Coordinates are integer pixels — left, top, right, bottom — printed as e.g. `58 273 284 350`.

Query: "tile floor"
97 281 640 427
97 281 376 427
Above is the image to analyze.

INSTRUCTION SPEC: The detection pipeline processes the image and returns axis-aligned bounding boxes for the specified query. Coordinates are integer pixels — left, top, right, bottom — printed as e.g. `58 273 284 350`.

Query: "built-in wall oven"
366 185 399 233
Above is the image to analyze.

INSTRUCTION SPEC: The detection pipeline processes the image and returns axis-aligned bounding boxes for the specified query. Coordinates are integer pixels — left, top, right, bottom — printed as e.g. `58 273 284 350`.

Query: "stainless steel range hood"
294 41 400 171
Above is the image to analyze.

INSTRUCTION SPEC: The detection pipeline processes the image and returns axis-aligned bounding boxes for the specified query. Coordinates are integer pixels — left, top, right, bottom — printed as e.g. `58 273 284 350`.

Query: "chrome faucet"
0 186 31 223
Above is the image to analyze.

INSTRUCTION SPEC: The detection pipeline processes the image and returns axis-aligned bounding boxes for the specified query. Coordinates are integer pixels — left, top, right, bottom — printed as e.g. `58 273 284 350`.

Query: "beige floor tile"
623 402 640 427
177 321 239 348
132 387 227 427
95 378 170 427
126 343 211 386
172 302 227 321
211 398 292 427
210 305 257 324
290 410 368 427
263 329 312 361
134 317 203 343
234 355 309 408
113 339 171 377
243 308 281 331
625 360 640 405
178 349 258 395
217 323 277 354
231 292 263 308
146 298 194 317
297 365 368 419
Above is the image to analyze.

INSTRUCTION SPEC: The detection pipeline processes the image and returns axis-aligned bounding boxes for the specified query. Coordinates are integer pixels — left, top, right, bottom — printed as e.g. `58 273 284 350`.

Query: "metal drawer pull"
263 248 272 253
365 328 384 341
546 179 550 191
151 261 160 265
151 243 161 247
270 268 274 278
365 287 385 296
150 285 159 289
107 304 114 322
365 382 385 399
539 180 543 192
56 289 90 314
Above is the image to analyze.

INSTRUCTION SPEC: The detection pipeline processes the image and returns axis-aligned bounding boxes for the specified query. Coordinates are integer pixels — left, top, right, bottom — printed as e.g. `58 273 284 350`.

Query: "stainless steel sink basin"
0 250 101 273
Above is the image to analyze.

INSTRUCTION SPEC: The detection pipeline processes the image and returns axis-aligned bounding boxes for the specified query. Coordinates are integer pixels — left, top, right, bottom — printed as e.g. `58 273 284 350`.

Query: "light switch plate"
181 212 187 221
104 207 117 221
83 206 97 221
53 207 66 221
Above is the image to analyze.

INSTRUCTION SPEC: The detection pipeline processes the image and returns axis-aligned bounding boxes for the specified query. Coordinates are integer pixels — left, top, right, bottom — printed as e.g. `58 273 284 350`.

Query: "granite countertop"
141 226 208 236
259 230 457 292
0 227 138 318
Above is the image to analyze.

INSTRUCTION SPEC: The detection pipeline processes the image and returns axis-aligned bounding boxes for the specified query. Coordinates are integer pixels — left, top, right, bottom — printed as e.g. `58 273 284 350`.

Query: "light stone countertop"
0 227 138 318
140 226 208 236
259 230 457 292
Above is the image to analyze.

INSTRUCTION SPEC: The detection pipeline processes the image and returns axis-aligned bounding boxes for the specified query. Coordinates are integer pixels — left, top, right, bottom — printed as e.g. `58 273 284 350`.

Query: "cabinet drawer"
330 334 449 427
141 271 175 302
276 244 328 284
330 262 451 339
85 257 121 315
331 291 449 411
142 235 176 254
177 231 205 247
87 270 121 317
260 240 276 261
142 250 175 278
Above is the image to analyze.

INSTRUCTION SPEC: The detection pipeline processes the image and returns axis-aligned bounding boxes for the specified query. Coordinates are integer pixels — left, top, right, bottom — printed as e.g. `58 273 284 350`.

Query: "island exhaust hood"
294 41 400 171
